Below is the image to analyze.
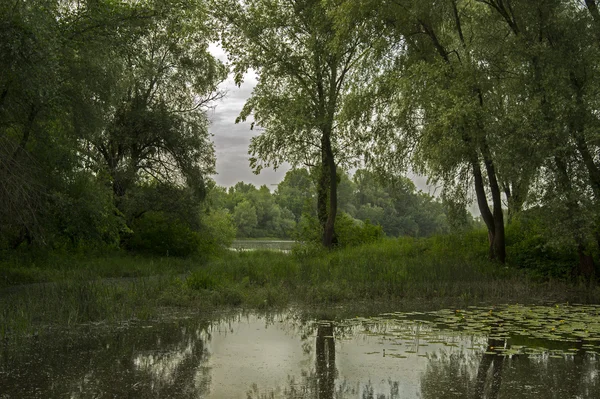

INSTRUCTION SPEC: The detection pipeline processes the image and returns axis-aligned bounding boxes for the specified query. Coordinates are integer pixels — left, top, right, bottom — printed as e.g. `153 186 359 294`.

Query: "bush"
505 216 577 279
199 209 237 255
294 211 384 248
126 211 202 257
335 212 385 247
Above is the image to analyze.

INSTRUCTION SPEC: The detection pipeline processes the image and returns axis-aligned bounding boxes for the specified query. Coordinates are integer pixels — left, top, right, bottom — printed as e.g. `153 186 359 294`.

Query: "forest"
2 0 600 281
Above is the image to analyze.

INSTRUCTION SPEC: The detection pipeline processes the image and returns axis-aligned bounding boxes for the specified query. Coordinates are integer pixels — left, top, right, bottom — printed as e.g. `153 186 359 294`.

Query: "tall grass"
186 235 599 306
0 251 202 287
2 234 599 340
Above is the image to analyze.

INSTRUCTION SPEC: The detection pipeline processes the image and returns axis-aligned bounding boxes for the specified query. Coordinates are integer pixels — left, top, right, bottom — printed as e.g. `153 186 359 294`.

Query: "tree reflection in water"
419 337 600 399
316 322 336 398
5 312 600 398
247 320 346 399
472 338 506 399
1 318 214 398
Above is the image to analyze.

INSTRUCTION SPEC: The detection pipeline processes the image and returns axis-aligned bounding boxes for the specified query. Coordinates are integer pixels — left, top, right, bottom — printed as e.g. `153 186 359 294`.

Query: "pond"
1 304 600 398
229 240 295 252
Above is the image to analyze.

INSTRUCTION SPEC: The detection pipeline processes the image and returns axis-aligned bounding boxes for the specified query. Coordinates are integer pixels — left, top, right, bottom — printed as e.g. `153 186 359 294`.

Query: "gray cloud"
208 69 291 189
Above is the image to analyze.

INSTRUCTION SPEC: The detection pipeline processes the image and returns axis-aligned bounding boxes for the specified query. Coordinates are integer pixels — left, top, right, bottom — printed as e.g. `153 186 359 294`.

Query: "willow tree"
214 0 378 248
350 0 599 270
473 0 600 276
345 0 516 262
0 0 225 249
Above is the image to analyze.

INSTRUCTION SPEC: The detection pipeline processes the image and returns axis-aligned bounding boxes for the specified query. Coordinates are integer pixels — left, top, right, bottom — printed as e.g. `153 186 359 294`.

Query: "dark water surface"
1 305 600 398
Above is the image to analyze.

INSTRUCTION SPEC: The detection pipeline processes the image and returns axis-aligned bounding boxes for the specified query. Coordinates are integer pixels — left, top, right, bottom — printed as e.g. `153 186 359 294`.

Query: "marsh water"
1 305 600 398
229 240 295 252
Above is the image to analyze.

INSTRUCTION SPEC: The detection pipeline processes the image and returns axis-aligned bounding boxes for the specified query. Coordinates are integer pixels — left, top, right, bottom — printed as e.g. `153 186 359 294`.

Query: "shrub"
198 209 237 255
126 211 202 257
505 216 576 279
335 212 385 247
294 211 384 248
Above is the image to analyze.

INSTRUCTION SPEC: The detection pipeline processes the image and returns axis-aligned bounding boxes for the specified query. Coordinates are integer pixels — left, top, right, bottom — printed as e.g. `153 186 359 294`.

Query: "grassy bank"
2 235 599 340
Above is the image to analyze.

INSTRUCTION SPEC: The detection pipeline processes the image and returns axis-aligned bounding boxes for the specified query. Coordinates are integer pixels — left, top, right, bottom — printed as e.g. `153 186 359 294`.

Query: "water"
229 240 295 252
1 305 600 398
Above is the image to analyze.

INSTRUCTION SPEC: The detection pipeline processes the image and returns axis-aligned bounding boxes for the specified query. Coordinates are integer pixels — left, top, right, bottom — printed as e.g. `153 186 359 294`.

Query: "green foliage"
294 211 384 248
233 200 258 237
126 212 202 257
200 209 237 252
274 168 315 221
0 0 224 255
506 214 579 279
294 213 323 244
335 213 385 247
341 170 450 238
210 181 298 239
209 168 450 242
47 173 124 250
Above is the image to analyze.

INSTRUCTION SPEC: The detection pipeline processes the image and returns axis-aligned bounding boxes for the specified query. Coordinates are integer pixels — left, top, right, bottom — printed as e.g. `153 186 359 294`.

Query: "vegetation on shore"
3 233 599 341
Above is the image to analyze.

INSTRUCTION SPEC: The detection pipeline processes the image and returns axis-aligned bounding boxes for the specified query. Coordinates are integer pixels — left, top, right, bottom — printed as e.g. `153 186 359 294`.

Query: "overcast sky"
206 44 437 196
207 44 291 189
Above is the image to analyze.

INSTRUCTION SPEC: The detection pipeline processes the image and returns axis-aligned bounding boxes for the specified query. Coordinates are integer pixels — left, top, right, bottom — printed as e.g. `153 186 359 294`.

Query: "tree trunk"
480 139 506 263
471 154 505 263
317 163 329 234
576 244 596 280
11 105 38 162
473 337 506 399
504 178 528 224
586 0 600 35
472 158 496 258
570 76 600 199
554 155 597 279
321 131 337 249
0 85 8 110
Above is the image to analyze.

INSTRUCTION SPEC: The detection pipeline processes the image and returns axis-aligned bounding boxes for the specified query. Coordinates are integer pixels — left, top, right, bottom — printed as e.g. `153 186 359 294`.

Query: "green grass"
0 251 200 287
1 235 599 340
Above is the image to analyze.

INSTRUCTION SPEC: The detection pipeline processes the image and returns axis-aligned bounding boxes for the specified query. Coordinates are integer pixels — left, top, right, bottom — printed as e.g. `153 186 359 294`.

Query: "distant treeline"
209 168 474 241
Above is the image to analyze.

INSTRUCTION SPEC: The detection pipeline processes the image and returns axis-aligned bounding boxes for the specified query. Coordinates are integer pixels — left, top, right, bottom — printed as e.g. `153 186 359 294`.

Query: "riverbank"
2 237 599 340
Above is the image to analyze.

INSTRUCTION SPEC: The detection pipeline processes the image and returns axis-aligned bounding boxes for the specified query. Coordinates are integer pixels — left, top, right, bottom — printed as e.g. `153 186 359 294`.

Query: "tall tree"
351 0 510 261
214 0 378 248
0 0 225 249
478 0 599 276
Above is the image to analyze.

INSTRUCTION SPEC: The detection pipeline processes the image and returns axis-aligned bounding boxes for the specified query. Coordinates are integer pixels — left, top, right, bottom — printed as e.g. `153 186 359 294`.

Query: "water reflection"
316 322 336 398
474 338 506 399
0 318 213 398
2 308 600 398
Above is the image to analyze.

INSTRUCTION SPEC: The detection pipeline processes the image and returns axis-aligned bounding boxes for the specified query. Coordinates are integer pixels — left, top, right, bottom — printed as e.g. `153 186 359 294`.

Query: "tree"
350 169 448 237
214 0 379 248
399 1 508 261
79 0 226 201
233 200 258 237
274 168 315 221
475 0 600 276
0 0 66 246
